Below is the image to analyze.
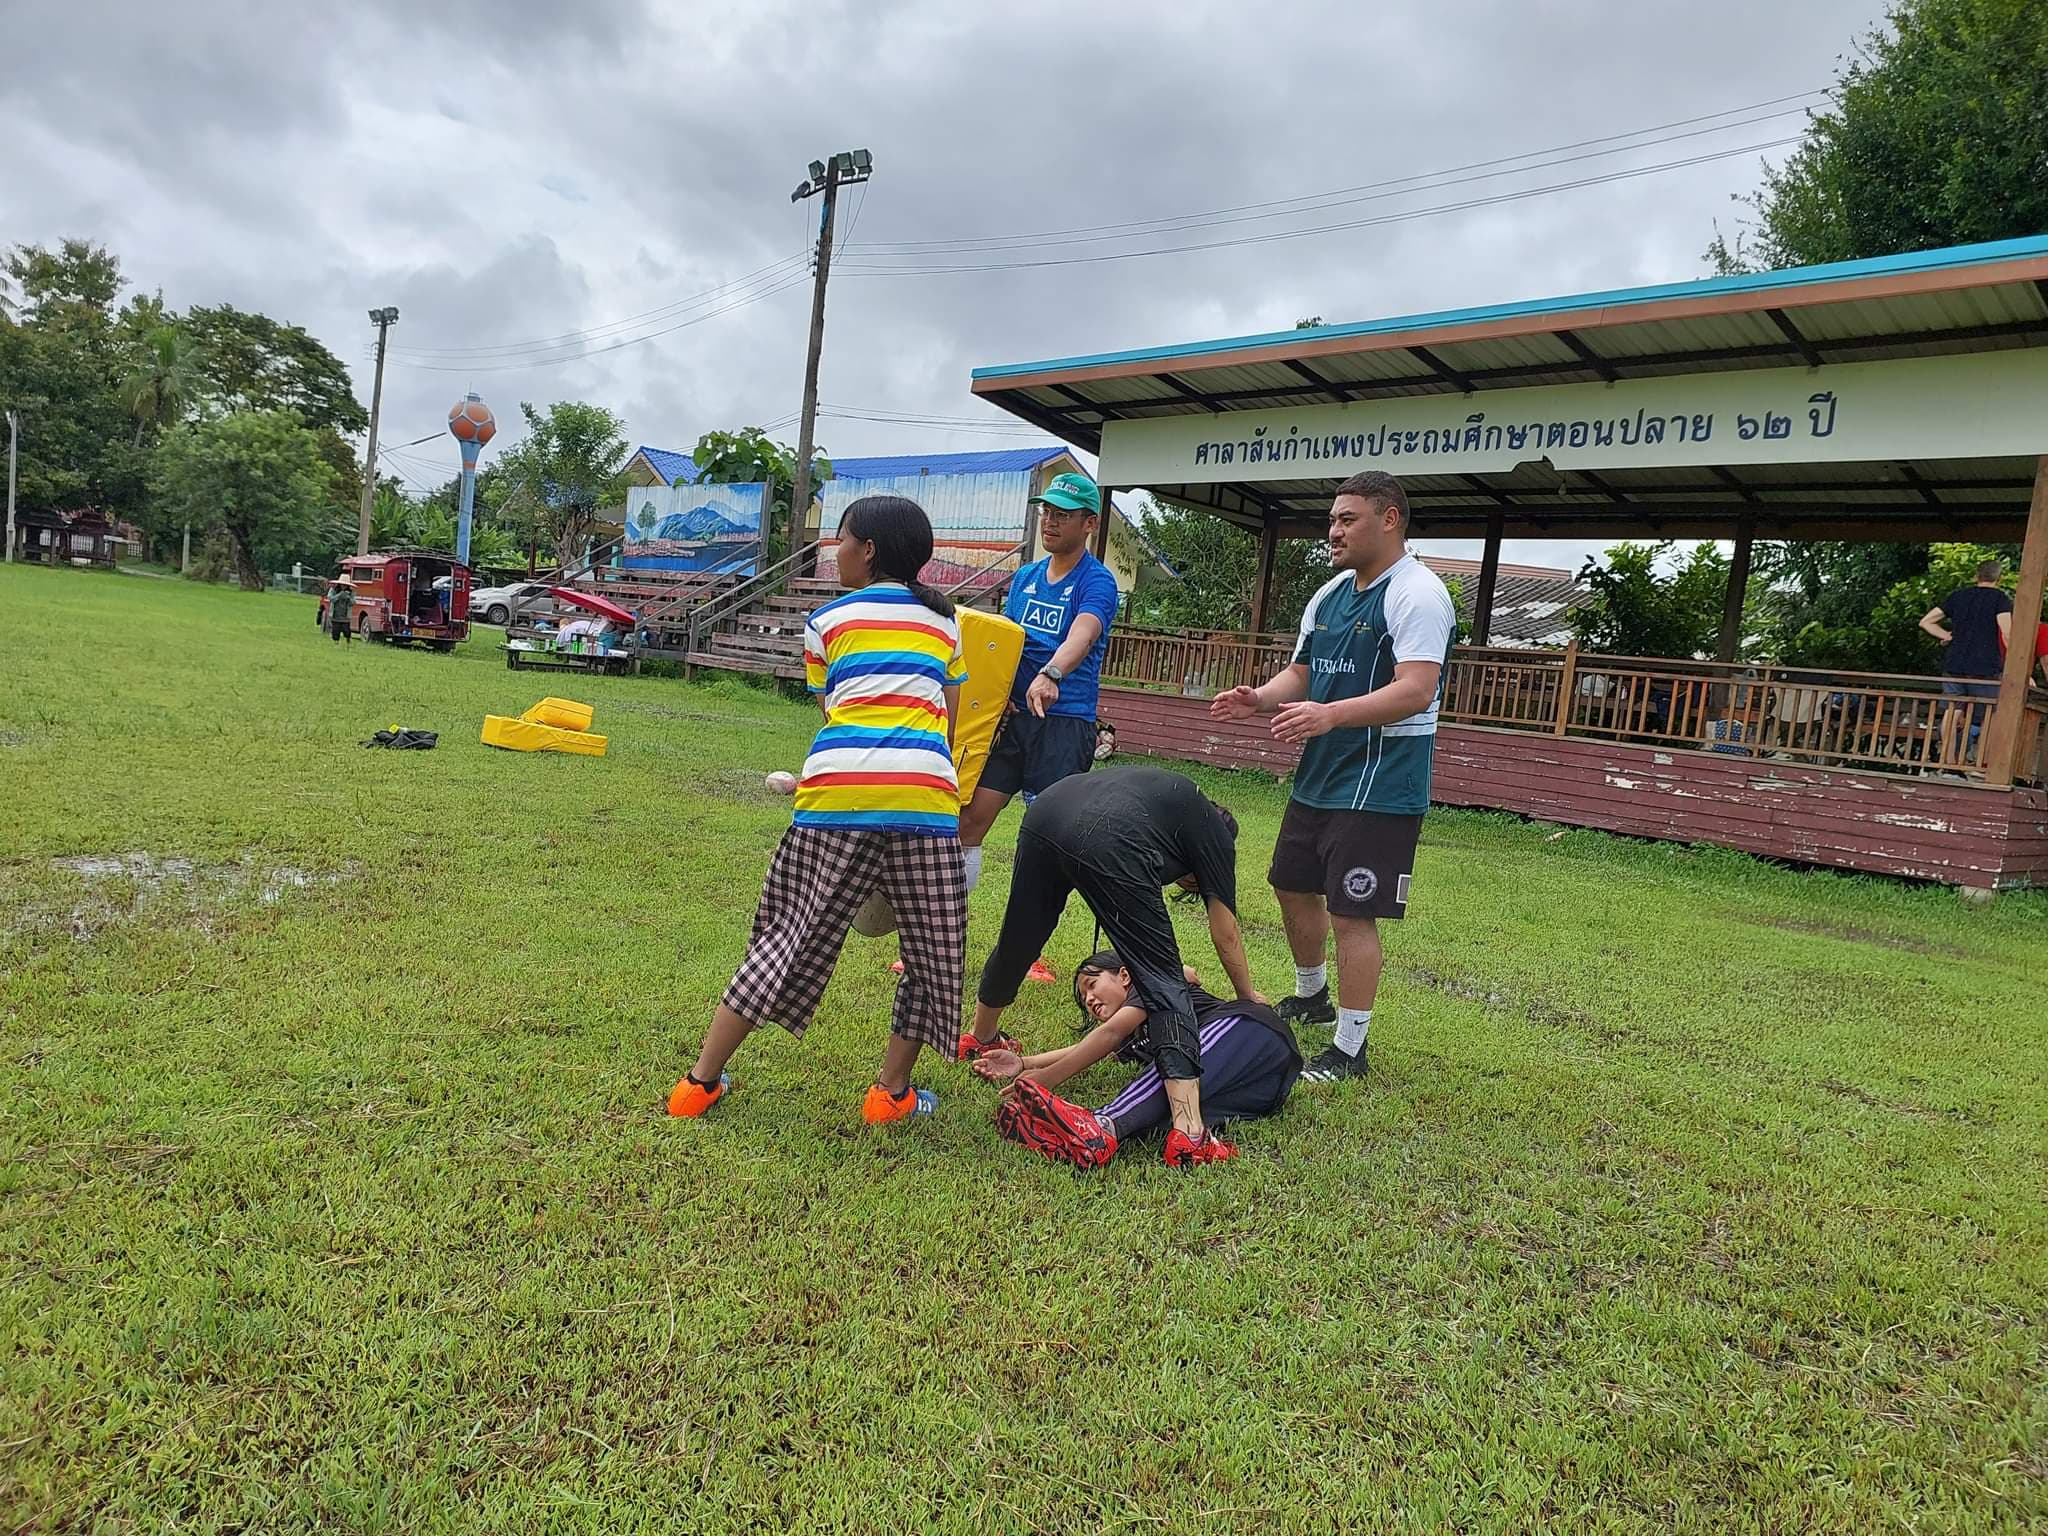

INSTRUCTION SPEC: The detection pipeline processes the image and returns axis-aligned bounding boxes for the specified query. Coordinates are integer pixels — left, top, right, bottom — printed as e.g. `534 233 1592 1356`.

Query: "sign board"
1097 350 2048 486
621 483 767 573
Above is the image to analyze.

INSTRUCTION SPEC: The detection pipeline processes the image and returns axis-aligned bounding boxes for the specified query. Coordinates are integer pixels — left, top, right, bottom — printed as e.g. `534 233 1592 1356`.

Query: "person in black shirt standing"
1920 559 2013 765
963 765 1260 1166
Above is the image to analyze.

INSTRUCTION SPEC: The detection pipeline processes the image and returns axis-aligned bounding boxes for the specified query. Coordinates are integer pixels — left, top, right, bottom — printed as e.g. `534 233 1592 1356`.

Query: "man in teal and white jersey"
1210 471 1455 1084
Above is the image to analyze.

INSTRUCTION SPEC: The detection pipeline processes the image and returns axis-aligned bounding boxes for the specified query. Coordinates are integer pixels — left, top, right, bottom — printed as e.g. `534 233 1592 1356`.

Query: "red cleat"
995 1079 1118 1170
1163 1127 1237 1168
1025 958 1058 984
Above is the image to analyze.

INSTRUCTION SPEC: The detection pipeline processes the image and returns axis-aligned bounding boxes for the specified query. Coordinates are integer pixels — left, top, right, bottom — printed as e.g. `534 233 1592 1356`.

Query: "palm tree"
120 324 201 446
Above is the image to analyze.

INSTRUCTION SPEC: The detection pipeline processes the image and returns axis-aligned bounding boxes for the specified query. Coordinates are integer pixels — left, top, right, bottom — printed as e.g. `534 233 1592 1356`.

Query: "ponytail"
841 495 954 617
905 579 956 618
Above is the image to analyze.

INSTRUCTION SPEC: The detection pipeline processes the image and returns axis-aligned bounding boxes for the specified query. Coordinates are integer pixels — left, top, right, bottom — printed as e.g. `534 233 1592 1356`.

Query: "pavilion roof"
971 235 2048 542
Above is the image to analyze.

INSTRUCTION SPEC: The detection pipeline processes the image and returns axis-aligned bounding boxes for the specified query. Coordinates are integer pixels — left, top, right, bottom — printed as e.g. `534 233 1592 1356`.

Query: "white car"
469 581 566 627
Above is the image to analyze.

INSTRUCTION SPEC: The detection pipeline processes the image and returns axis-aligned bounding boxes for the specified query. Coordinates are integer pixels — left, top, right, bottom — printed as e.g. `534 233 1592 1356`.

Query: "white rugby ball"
765 770 798 795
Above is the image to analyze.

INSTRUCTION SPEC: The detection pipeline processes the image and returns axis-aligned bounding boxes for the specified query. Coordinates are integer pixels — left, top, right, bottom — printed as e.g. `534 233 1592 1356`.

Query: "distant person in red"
1996 608 2048 686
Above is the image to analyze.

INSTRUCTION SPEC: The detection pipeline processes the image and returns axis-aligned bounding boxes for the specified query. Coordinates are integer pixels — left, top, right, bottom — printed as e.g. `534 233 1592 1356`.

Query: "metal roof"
630 443 1075 487
831 446 1073 478
969 235 2048 542
627 446 702 486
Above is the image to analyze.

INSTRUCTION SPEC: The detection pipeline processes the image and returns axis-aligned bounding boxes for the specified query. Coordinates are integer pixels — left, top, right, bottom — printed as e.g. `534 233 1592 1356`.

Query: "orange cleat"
862 1083 937 1125
667 1072 729 1118
1025 958 1058 984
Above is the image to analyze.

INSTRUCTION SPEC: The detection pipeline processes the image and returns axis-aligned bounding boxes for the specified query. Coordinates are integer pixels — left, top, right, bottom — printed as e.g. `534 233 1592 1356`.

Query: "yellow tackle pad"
952 608 1024 803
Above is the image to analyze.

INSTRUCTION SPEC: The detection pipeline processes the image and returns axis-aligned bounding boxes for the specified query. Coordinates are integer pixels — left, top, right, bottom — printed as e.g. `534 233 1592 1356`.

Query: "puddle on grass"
1748 916 1972 961
27 850 360 942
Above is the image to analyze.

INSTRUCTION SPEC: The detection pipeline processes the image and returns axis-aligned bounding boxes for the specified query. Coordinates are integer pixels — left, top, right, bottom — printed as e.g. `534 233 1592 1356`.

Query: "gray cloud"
4 0 1887 565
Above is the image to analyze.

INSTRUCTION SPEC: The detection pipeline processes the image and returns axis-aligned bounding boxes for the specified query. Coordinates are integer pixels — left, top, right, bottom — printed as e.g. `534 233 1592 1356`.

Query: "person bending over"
963 765 1260 1166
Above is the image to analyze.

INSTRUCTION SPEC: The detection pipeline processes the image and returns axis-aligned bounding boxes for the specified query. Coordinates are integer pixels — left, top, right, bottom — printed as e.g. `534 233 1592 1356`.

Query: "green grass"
3 564 2044 1534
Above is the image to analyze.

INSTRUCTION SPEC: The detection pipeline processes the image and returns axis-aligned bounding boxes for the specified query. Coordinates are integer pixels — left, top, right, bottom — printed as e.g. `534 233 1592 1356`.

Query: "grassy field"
3 564 2044 1534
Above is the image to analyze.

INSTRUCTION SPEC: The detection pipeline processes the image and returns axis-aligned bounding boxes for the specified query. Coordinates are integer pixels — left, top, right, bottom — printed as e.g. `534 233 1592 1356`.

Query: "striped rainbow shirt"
795 583 967 835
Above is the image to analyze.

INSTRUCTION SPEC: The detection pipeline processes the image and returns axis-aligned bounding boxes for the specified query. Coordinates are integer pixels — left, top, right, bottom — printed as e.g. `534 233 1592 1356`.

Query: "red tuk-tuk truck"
317 548 473 650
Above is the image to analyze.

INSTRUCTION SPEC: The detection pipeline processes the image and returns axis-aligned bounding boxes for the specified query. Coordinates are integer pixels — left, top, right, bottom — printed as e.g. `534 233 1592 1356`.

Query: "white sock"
1294 964 1327 997
1334 1008 1370 1056
962 845 983 894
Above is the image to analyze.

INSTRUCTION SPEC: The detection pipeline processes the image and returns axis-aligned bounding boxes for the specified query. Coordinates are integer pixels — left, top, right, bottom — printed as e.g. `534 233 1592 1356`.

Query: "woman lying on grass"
667 494 969 1128
970 951 1303 1169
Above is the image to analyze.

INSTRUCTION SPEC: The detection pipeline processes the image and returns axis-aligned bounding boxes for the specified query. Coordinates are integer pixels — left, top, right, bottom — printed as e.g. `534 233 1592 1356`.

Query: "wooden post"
1249 518 1279 634
1554 638 1579 736
1092 486 1113 559
1983 454 2048 787
1718 515 1754 663
1472 510 1504 646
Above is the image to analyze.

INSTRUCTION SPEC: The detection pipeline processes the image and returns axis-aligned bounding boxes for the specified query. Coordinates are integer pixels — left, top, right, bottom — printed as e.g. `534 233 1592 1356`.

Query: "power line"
387 269 816 372
845 90 1825 256
838 135 1800 276
835 179 869 257
387 255 809 359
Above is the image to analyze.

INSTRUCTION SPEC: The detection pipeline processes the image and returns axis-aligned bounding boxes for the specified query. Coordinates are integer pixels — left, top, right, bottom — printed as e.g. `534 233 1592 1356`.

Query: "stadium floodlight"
808 160 827 183
791 180 812 203
851 149 872 174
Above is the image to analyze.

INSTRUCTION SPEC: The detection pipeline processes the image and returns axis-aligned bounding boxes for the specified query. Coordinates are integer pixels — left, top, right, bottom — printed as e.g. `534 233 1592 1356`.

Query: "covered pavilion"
969 236 2048 889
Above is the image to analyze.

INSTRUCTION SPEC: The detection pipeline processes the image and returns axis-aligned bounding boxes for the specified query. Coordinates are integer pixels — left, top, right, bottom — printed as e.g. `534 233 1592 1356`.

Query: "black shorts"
978 712 1096 799
1268 800 1421 920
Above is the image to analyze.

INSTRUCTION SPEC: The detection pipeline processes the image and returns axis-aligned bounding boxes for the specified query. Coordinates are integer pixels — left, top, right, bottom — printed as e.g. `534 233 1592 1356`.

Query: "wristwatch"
1039 663 1065 682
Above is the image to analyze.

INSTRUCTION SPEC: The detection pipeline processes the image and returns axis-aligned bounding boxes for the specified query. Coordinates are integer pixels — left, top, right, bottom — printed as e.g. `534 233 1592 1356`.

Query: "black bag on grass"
361 728 439 750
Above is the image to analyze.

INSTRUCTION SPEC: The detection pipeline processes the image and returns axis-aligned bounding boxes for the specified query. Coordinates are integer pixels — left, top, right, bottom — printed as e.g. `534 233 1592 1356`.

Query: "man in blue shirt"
956 471 1122 1051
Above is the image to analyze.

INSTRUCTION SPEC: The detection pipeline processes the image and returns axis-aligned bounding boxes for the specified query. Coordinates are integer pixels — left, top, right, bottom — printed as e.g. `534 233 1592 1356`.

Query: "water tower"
447 393 497 566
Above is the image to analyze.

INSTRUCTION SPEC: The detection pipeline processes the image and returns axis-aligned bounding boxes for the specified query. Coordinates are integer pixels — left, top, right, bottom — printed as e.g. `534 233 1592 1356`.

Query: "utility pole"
357 306 398 555
788 150 871 561
4 409 16 564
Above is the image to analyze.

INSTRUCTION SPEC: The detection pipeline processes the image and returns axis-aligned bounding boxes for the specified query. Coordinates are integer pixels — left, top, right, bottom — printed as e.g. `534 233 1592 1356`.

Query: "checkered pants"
722 824 966 1057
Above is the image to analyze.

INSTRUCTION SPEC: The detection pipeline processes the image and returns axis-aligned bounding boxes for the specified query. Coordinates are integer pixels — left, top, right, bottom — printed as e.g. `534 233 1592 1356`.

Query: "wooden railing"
1449 645 2004 776
1103 624 1295 697
1100 626 2045 782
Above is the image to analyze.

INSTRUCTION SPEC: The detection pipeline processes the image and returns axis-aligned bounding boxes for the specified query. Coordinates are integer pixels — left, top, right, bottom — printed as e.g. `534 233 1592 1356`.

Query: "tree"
1705 0 2048 668
152 410 337 590
5 240 124 330
183 304 367 434
692 426 829 562
495 401 630 568
1570 542 1732 658
1716 0 2048 272
0 241 144 524
119 323 202 446
1125 496 1332 634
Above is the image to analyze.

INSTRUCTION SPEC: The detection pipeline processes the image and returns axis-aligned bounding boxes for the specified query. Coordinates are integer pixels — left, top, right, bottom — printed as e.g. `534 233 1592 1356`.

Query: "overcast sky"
4 0 1886 569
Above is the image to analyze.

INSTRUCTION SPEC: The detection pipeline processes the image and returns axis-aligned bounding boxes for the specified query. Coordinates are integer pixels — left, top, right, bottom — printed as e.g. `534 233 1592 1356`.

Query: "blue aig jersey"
1003 552 1121 718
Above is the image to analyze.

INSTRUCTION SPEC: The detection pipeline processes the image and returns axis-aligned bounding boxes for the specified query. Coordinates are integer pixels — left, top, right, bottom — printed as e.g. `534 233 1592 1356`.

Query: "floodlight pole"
357 306 398 555
4 409 16 564
789 151 872 565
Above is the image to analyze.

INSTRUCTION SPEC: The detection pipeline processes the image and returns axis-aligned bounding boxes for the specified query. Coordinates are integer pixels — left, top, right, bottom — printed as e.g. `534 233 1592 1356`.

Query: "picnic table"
505 638 636 676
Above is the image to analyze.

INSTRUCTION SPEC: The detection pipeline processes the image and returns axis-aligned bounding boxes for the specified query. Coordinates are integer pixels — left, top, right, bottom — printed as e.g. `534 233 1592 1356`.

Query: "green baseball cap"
1030 471 1101 516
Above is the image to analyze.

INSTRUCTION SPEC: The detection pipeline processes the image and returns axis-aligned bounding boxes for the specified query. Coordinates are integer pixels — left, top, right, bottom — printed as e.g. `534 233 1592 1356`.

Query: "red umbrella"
551 587 635 627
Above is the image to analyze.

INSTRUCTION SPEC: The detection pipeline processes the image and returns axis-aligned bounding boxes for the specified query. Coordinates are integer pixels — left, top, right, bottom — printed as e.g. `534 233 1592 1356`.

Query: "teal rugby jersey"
1290 554 1457 814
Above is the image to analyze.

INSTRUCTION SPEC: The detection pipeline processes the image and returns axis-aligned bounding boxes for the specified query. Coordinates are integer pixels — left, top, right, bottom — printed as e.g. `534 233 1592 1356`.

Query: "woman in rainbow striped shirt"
669 496 970 1126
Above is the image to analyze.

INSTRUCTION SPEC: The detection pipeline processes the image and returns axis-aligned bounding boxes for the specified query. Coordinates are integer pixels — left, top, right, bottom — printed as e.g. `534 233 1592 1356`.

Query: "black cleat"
1299 1043 1369 1085
1275 986 1336 1028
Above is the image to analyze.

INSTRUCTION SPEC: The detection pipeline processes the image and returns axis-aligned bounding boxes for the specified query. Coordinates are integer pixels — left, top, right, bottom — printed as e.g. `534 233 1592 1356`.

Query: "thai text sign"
1097 350 2048 485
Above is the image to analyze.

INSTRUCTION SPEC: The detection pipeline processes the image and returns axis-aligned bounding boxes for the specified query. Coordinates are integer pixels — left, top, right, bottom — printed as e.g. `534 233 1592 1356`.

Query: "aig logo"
1020 598 1065 631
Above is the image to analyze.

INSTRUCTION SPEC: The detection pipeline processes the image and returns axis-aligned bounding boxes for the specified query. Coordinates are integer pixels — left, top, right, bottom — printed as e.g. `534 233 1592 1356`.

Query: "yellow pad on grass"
521 696 595 731
481 714 608 755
